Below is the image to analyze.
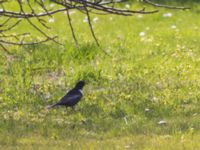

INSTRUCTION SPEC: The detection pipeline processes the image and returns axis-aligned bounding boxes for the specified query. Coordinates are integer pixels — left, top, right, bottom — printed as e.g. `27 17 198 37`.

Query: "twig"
0 36 57 45
143 0 190 10
0 19 21 32
27 0 51 29
0 43 12 54
66 8 79 48
84 6 100 46
0 8 74 18
16 0 63 46
0 17 11 27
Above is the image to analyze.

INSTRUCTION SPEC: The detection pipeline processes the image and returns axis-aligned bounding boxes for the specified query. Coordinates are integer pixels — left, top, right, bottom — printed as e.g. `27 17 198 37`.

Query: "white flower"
123 117 128 125
139 32 145 37
83 16 88 23
152 96 158 101
69 11 75 15
137 14 143 18
125 4 130 9
50 4 55 8
93 17 98 23
158 120 167 125
163 13 172 17
48 18 55 23
145 108 150 112
193 113 197 116
171 25 176 29
125 145 130 149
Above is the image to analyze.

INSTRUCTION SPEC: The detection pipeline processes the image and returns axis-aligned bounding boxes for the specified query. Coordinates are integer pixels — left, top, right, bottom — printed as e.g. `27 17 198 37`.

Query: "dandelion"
48 18 55 23
137 14 143 18
3 114 9 120
189 127 194 133
83 16 88 23
163 135 172 139
152 96 158 102
50 4 55 8
158 120 167 125
171 25 176 29
163 13 172 17
93 17 98 23
69 11 75 15
139 32 145 37
193 113 197 116
125 4 130 9
125 145 130 149
123 116 128 125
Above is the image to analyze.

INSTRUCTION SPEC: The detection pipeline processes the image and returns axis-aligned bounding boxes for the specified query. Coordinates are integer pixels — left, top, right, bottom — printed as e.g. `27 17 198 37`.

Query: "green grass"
1 1 200 149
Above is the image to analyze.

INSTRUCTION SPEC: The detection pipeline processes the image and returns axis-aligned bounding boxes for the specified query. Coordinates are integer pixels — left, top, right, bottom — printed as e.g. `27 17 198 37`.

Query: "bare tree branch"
0 36 58 45
0 19 21 32
66 8 79 48
143 0 191 10
0 43 12 55
84 6 100 47
0 17 11 27
16 0 63 45
0 0 190 51
27 0 51 29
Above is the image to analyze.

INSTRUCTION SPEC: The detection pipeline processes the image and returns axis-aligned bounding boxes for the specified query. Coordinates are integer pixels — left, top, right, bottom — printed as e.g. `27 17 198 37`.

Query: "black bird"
47 81 85 109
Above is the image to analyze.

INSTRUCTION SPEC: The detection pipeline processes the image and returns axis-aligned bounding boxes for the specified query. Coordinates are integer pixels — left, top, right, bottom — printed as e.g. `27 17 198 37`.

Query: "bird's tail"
46 103 58 109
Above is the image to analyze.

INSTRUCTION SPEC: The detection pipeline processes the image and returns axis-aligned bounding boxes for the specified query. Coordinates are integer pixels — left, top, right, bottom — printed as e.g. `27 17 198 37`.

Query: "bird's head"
75 80 85 89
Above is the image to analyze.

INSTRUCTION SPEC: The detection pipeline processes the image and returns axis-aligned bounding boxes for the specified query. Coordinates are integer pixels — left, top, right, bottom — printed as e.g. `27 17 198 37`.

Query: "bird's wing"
58 89 82 104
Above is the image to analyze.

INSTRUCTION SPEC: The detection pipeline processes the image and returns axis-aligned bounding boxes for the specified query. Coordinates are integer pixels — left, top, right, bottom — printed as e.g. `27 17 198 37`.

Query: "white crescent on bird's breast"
79 89 83 95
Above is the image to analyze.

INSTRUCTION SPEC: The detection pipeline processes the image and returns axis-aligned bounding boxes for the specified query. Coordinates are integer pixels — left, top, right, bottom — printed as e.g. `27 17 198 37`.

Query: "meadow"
0 1 200 149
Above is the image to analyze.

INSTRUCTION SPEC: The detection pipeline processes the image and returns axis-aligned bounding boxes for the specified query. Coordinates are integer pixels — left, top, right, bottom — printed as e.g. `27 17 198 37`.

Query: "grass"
1 1 200 149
